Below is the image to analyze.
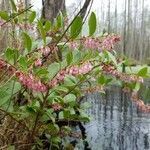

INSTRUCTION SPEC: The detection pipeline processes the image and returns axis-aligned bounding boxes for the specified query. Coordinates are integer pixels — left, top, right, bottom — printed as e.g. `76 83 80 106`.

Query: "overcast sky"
31 0 150 16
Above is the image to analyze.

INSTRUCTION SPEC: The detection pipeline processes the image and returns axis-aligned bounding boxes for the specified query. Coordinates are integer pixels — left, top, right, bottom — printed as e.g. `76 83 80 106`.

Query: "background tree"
41 0 66 22
0 0 10 52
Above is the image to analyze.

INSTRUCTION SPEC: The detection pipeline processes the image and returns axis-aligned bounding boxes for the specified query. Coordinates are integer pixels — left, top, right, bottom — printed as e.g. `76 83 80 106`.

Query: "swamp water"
77 86 150 150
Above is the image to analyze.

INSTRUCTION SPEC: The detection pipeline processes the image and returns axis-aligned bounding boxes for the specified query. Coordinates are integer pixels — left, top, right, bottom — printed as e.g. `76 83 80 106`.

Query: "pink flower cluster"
101 35 120 50
16 71 47 92
0 59 16 75
40 46 51 56
51 103 63 111
131 91 150 113
0 59 47 92
68 41 79 49
0 59 8 69
40 45 58 57
82 38 100 50
34 59 42 67
49 62 93 87
81 35 120 51
102 64 143 83
34 45 58 67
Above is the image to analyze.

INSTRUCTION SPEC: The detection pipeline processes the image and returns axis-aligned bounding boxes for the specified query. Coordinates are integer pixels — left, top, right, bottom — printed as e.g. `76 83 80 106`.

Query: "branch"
80 0 92 19
1 5 33 27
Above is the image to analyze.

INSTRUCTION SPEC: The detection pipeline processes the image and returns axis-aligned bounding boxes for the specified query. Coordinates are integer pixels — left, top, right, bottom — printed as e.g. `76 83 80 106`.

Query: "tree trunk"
107 0 111 33
0 0 10 52
122 0 127 72
80 0 91 19
24 0 31 7
115 0 118 33
41 0 66 22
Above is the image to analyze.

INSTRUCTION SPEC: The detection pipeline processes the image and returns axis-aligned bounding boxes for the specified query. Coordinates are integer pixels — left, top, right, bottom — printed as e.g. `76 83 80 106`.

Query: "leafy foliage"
0 4 148 150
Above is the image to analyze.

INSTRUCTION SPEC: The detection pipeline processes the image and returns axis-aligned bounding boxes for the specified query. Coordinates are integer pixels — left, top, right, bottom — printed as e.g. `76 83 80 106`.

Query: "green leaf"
137 67 148 77
18 56 28 70
70 16 82 39
55 86 69 93
105 78 113 84
80 102 91 109
72 49 82 64
0 82 21 106
44 20 51 32
48 124 59 134
134 82 141 92
35 68 49 78
0 89 9 106
28 11 36 23
56 12 63 28
48 62 60 80
97 75 105 85
105 51 117 66
66 51 73 65
5 48 14 62
58 111 64 119
38 20 46 44
0 11 9 21
64 94 76 103
64 75 77 87
5 48 18 64
51 136 61 144
88 12 97 36
22 32 32 52
9 0 17 12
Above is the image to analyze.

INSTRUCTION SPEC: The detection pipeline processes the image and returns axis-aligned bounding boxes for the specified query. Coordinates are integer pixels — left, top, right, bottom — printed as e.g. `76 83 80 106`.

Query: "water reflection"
82 86 150 150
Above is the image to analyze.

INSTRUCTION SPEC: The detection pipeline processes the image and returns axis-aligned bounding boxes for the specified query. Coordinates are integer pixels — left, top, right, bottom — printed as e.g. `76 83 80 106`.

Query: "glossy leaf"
18 56 28 70
56 12 63 28
88 12 97 36
48 62 60 80
22 32 32 52
64 94 76 103
66 51 73 65
0 11 9 21
70 16 82 39
97 75 106 85
5 48 15 62
137 67 148 77
29 11 36 23
44 20 51 32
35 68 49 78
38 20 46 44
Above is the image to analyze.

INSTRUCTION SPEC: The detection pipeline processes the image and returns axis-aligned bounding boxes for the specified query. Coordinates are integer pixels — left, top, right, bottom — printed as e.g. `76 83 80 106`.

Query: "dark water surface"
79 86 150 150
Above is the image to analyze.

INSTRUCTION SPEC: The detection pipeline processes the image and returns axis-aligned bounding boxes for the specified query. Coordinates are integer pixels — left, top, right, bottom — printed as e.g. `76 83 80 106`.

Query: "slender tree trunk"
107 0 111 33
80 0 91 19
123 0 127 55
0 0 10 52
115 0 118 33
122 0 127 72
133 0 138 60
41 0 66 22
139 0 144 61
127 0 132 58
24 0 31 7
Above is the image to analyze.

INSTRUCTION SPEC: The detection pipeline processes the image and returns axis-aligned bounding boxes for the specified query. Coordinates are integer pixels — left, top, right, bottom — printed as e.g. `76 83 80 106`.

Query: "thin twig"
1 5 33 27
30 90 49 141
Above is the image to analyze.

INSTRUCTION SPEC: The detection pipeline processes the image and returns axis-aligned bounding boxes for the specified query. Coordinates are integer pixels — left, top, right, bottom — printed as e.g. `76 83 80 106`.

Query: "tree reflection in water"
81 86 150 150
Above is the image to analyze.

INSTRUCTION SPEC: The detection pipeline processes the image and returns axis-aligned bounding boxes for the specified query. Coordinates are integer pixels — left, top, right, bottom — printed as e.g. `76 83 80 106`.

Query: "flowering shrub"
0 2 149 149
